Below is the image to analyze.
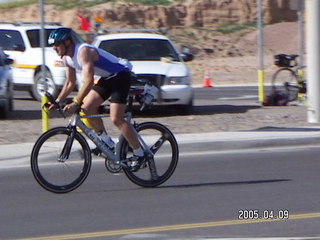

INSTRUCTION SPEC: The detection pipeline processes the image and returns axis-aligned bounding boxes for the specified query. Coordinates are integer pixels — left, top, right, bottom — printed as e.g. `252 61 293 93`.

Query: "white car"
0 22 83 101
92 32 194 109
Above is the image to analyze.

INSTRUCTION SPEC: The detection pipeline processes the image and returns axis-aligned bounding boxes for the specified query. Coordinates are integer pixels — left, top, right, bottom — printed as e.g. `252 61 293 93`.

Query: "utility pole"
257 0 264 103
297 0 305 72
290 0 305 102
39 0 49 131
39 0 46 85
306 0 320 123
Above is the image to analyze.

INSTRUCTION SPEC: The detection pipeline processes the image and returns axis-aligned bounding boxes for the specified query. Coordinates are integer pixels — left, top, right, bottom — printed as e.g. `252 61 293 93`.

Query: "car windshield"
98 39 180 61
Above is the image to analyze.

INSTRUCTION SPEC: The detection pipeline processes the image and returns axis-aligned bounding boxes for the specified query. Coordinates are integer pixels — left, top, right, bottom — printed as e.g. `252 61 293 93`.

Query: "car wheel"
8 86 14 112
30 71 58 101
8 95 13 112
0 100 9 119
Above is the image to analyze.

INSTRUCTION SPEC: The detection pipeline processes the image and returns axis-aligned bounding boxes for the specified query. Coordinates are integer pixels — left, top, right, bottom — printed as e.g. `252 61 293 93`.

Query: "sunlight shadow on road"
251 127 320 132
159 179 290 189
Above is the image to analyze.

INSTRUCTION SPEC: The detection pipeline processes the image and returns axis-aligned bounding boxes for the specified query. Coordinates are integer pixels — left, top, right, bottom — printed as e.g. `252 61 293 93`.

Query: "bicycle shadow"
251 126 320 132
158 178 290 189
76 178 291 194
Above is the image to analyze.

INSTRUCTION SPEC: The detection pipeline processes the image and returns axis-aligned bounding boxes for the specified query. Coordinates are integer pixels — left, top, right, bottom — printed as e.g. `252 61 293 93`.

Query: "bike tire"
30 127 92 193
118 122 179 187
271 68 299 102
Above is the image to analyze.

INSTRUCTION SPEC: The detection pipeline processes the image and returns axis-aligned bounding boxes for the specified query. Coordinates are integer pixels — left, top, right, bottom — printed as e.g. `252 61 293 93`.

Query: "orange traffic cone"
202 68 212 88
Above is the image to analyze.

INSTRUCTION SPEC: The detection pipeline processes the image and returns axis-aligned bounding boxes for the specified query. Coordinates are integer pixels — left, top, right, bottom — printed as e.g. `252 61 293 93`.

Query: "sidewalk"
177 128 320 152
1 129 320 168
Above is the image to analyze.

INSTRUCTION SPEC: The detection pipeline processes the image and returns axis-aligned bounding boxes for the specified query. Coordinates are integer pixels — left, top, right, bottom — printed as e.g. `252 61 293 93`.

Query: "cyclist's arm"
74 47 95 104
56 65 77 103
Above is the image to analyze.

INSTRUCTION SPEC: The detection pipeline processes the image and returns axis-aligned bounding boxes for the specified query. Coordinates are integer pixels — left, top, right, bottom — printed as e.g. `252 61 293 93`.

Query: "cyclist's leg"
109 102 140 150
81 90 105 132
108 71 140 149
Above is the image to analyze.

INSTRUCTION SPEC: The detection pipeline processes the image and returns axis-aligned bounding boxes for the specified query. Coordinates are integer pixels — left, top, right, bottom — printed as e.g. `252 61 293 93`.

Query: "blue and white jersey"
64 43 132 77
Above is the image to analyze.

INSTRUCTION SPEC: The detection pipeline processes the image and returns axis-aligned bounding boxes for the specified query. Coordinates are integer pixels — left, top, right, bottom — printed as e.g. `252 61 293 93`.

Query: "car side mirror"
181 47 194 62
182 53 194 62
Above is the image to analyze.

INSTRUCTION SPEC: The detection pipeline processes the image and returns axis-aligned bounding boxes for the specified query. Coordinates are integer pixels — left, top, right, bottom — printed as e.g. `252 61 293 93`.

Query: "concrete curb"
1 131 320 163
176 131 320 152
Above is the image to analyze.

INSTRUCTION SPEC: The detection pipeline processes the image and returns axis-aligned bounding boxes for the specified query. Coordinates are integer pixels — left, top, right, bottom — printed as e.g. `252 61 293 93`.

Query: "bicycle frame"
68 110 154 165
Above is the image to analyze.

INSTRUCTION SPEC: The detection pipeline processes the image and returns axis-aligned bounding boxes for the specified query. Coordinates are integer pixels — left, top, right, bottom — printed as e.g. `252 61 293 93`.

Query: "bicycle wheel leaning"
271 67 299 102
31 127 92 193
118 122 179 187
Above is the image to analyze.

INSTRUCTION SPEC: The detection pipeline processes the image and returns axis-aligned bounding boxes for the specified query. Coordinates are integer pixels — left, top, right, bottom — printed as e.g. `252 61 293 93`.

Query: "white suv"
92 32 194 109
0 22 83 100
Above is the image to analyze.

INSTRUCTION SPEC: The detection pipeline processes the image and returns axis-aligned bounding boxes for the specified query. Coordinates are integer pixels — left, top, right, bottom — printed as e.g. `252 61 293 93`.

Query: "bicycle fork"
58 127 76 162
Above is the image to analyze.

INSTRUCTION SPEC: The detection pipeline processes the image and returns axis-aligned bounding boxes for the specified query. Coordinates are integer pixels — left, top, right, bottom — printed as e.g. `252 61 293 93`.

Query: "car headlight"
166 76 190 85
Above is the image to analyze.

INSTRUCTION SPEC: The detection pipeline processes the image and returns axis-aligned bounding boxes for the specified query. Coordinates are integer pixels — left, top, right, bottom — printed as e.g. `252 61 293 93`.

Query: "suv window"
0 30 25 51
98 39 180 61
27 29 85 48
26 29 55 48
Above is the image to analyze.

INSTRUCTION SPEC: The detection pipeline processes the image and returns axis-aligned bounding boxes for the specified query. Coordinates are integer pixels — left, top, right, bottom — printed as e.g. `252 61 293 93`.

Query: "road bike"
30 84 179 194
271 54 306 102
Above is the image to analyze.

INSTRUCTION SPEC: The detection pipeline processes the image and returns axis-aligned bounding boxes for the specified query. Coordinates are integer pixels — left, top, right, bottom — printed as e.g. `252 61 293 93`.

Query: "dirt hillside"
0 1 301 86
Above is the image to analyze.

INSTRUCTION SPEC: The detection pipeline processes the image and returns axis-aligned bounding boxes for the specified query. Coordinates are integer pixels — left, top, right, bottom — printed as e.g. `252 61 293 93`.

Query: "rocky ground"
0 97 317 145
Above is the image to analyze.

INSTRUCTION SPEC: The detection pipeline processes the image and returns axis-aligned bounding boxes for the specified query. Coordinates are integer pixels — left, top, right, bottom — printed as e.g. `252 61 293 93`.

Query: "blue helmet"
48 27 72 46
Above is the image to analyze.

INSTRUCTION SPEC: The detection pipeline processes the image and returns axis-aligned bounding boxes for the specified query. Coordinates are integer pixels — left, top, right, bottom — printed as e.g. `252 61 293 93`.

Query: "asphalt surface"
1 88 320 240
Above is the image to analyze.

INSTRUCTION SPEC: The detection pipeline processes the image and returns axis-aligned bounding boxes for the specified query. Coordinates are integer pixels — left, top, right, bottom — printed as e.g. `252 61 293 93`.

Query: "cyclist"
47 27 144 171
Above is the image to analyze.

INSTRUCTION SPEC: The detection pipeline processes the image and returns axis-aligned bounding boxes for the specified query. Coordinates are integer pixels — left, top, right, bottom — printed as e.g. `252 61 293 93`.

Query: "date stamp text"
238 209 289 220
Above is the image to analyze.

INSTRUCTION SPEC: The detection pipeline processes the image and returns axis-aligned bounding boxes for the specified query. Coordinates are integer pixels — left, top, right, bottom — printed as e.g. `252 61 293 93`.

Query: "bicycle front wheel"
31 127 92 193
272 68 299 101
119 122 179 187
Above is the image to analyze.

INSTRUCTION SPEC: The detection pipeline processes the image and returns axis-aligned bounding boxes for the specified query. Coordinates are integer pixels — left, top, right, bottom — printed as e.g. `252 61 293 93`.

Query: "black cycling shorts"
92 71 131 104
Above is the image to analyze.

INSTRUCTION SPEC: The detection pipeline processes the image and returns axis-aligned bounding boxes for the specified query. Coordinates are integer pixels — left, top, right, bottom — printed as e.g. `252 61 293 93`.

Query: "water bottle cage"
138 84 158 106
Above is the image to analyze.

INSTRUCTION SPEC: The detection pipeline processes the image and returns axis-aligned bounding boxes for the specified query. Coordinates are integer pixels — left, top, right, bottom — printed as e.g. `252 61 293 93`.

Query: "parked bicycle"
271 54 306 102
30 83 179 194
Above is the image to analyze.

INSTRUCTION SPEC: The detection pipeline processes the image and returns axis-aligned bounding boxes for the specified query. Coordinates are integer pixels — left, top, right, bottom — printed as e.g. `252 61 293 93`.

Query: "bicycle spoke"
120 122 178 187
147 157 159 181
149 134 167 154
31 127 91 193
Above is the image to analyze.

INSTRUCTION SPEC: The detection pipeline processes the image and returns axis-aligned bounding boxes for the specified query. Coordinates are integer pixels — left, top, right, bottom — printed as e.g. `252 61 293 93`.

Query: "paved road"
1 145 320 239
1 87 320 239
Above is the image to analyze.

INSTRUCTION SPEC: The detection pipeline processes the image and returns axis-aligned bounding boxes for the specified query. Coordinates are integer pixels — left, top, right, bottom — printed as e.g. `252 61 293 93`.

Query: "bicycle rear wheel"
271 68 299 101
118 122 179 187
31 127 92 193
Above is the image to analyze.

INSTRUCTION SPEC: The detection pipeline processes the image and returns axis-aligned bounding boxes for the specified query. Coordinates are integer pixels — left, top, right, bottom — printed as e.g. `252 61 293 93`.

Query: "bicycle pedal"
91 147 102 156
118 160 130 169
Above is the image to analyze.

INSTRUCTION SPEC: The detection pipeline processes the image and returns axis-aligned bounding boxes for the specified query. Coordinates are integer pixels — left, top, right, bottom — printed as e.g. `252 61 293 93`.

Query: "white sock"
98 131 115 148
133 147 144 157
